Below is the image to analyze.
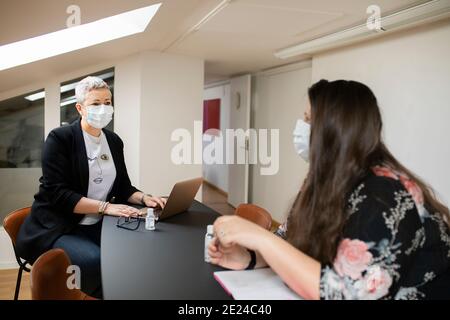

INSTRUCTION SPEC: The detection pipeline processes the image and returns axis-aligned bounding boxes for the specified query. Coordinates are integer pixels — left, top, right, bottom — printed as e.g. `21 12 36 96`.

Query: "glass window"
0 90 44 168
0 89 44 220
60 68 115 131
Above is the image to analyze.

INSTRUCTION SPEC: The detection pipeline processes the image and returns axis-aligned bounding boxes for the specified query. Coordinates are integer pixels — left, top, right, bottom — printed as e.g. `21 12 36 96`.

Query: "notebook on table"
213 268 303 300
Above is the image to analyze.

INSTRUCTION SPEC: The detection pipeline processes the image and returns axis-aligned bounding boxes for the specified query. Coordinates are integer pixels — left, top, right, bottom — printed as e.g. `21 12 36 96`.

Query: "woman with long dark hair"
209 79 450 300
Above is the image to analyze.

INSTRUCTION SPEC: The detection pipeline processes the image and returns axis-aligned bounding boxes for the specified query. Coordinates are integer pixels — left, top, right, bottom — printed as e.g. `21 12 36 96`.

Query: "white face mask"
293 119 310 162
84 104 114 129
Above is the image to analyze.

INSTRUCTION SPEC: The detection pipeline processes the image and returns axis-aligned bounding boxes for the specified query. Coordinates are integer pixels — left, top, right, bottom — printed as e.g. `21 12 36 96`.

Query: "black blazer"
16 119 140 263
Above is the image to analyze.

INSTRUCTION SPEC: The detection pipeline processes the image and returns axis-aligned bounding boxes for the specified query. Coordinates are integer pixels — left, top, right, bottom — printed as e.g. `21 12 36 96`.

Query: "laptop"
140 177 203 221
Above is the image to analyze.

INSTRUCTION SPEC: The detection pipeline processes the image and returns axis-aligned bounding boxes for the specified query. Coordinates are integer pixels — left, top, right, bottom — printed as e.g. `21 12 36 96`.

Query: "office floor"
0 182 235 300
201 181 236 216
0 269 31 300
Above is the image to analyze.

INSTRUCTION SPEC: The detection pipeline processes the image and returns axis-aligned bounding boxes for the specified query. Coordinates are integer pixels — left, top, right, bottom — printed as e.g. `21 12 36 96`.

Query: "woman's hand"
208 238 251 270
104 203 141 217
213 215 270 252
143 195 167 209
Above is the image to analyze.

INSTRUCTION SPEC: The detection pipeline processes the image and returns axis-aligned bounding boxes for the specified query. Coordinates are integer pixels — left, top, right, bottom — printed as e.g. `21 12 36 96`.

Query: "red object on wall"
203 99 221 134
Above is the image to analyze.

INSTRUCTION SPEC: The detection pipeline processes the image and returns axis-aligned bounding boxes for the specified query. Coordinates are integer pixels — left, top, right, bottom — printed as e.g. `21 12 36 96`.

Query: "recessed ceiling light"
24 91 46 102
24 70 115 101
60 97 77 107
0 3 161 72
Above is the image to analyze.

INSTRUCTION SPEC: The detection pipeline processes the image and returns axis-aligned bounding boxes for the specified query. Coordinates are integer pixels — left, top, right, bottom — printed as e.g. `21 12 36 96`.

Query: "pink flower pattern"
354 266 393 300
372 166 399 181
318 165 445 299
334 239 373 280
277 164 450 299
372 165 426 214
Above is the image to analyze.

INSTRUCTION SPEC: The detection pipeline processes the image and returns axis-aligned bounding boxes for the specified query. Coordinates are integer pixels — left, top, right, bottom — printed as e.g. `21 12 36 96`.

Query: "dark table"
101 201 231 300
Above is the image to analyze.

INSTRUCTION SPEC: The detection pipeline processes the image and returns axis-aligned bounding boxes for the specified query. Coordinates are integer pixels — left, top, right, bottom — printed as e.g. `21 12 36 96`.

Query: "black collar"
71 119 89 194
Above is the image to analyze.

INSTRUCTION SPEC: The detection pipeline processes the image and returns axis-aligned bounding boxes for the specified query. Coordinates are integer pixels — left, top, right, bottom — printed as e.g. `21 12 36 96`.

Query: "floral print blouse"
276 166 450 300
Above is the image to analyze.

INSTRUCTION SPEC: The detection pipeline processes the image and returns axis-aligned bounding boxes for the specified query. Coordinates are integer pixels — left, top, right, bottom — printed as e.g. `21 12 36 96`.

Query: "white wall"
139 52 204 199
114 51 204 198
202 83 231 193
250 62 312 223
312 19 450 207
114 55 143 187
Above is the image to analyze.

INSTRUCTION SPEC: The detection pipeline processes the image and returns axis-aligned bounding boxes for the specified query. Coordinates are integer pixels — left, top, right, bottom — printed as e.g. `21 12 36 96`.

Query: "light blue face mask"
85 104 114 129
293 119 310 162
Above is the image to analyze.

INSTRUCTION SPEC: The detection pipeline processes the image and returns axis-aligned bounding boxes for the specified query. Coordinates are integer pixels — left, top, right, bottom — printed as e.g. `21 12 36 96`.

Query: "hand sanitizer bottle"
204 225 214 263
145 208 155 231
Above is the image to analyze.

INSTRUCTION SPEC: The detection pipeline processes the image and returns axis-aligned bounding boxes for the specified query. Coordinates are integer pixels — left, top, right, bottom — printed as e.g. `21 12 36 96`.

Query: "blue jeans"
52 220 103 299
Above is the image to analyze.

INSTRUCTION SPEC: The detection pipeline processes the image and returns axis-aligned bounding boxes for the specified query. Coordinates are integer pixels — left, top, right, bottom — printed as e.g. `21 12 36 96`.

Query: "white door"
227 74 251 208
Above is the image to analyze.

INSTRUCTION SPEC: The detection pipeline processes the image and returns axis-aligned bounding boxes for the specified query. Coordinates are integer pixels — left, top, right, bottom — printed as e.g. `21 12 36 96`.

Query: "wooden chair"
235 204 272 230
31 248 96 300
3 207 31 300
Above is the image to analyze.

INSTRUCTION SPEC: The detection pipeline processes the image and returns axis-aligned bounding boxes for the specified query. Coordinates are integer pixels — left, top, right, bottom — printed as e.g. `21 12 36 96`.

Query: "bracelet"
140 193 152 206
245 249 256 270
98 201 109 215
102 201 109 215
98 201 104 215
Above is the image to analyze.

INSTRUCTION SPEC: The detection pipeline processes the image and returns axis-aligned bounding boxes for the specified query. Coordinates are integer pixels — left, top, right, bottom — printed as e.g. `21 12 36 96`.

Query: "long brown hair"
287 79 450 264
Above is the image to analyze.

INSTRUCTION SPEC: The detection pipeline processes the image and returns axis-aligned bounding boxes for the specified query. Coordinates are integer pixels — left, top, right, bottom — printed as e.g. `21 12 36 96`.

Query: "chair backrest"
3 207 31 246
31 248 95 300
235 204 272 230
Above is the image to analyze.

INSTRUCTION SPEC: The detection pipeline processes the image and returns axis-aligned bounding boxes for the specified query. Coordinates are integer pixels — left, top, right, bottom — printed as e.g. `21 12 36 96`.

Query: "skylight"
0 3 161 72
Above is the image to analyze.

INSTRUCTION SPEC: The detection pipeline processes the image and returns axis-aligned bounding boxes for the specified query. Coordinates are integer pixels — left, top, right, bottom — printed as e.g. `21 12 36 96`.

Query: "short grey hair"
75 76 110 104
